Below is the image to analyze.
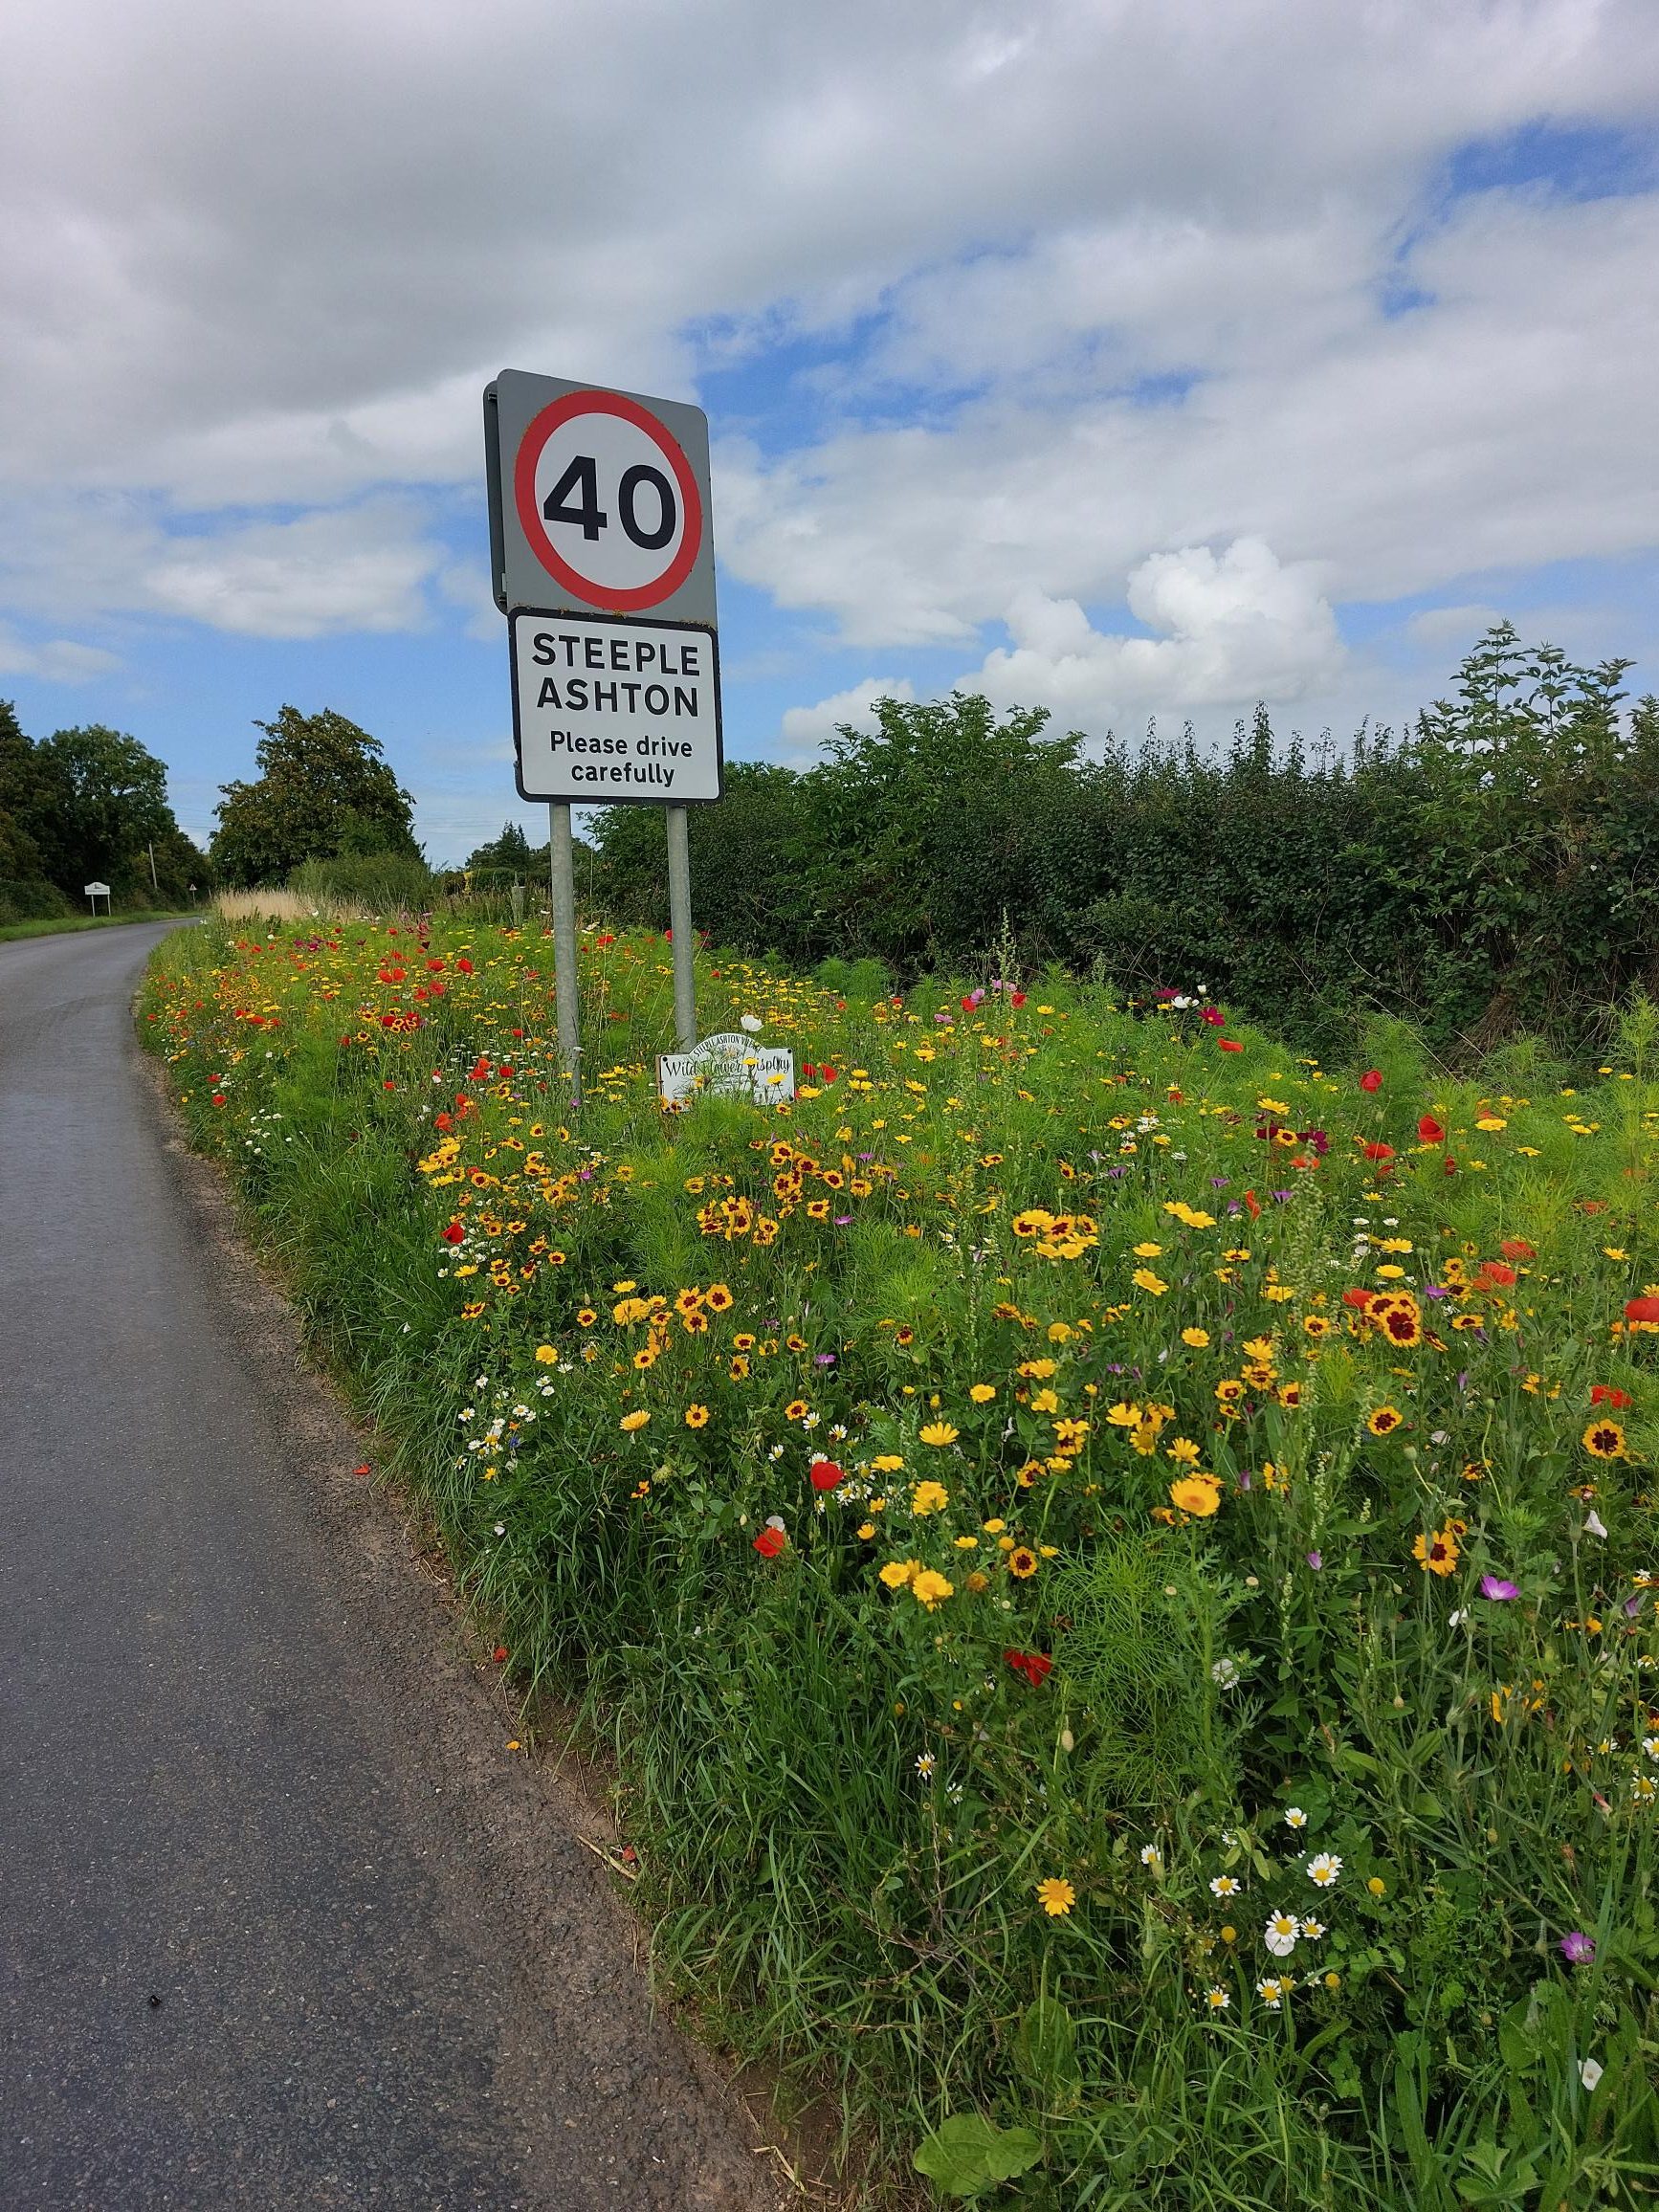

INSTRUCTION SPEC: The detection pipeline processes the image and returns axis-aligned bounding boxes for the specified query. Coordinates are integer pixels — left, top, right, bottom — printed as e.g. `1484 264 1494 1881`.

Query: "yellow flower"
1412 1525 1460 1576
1583 1420 1627 1460
879 1559 918 1588
1165 1435 1202 1464
1133 1241 1164 1258
1181 1327 1210 1347
1106 1400 1142 1427
619 1409 651 1432
1133 1269 1169 1295
911 1568 955 1610
872 1453 906 1471
535 1344 558 1364
1367 1405 1403 1436
969 1383 997 1404
911 1480 950 1515
1474 1116 1507 1131
1029 1388 1060 1414
1008 1546 1039 1578
919 1421 959 1447
1367 1876 1387 1897
982 1517 1006 1533
684 1404 710 1428
1035 1876 1075 1916
1169 1475 1221 1518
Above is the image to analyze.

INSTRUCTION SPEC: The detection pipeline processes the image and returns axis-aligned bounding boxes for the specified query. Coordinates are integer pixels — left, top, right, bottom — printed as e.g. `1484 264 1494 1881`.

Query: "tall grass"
142 921 1659 2205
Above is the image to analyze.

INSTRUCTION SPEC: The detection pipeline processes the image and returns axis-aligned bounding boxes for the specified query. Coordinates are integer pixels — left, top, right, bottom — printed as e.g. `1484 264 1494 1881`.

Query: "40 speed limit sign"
484 370 717 628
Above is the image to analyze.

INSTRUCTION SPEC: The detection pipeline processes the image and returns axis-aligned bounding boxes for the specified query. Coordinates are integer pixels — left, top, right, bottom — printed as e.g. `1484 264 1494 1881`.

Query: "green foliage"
288 852 436 913
596 629 1659 1067
211 705 419 886
144 920 1659 2207
0 697 206 910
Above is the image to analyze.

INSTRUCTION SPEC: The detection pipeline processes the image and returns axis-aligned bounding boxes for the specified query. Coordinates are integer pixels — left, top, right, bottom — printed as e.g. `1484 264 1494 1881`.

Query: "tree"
465 821 540 874
31 724 174 889
210 706 420 887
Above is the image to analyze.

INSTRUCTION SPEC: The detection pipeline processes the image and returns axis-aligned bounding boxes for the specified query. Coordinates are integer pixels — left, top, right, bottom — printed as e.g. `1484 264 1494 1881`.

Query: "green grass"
141 919 1659 2206
0 908 192 943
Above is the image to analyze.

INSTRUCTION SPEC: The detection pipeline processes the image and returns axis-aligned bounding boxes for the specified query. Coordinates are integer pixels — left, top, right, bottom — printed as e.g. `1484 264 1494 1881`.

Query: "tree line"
590 624 1659 1065
0 705 209 921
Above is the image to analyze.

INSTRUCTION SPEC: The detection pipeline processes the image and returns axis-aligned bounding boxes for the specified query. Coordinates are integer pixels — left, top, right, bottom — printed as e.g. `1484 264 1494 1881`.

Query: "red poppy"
1625 1296 1659 1325
808 1458 844 1492
801 1063 816 1079
1360 1140 1395 1161
442 1221 465 1244
1218 1037 1243 1052
1360 1070 1383 1093
455 957 474 973
1010 992 1027 1007
1500 1238 1536 1261
753 1525 786 1559
1444 1156 1458 1177
1474 1261 1516 1289
1418 1114 1446 1142
1342 1286 1375 1309
1591 1384 1633 1409
820 1067 838 1083
1243 1188 1262 1219
1004 1648 1052 1687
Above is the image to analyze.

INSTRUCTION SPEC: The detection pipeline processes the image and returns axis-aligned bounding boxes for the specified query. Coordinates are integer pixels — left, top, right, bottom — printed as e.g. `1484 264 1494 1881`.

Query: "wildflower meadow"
144 918 1659 2206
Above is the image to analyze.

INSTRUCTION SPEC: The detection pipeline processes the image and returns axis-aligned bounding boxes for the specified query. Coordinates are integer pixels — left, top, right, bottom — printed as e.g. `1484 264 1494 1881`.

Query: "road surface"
0 922 778 2211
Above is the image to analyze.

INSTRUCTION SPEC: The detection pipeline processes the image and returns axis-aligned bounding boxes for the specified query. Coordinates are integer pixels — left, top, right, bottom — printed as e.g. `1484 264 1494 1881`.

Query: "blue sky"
1 2 1656 862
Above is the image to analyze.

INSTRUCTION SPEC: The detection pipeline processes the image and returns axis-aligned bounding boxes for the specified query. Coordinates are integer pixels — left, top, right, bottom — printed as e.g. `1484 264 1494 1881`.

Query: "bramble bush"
593 623 1659 1070
144 915 1659 2205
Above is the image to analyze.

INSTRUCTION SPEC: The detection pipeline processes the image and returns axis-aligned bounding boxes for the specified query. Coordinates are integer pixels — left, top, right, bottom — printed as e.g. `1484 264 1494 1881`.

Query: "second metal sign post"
484 371 723 1104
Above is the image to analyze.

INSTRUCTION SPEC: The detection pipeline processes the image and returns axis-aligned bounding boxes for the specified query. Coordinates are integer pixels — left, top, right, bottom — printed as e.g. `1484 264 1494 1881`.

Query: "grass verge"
0 909 192 943
142 918 1659 2208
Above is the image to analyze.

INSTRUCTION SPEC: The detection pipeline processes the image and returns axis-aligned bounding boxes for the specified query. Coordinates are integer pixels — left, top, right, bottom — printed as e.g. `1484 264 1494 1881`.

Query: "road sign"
508 608 722 805
485 369 722 1091
484 371 718 627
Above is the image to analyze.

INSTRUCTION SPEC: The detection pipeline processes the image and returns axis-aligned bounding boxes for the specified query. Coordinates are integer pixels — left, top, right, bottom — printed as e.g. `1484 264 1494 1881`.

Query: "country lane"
0 923 782 2212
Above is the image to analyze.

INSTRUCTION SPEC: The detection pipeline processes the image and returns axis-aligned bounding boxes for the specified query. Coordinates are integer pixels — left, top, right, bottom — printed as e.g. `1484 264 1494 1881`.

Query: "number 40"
543 455 676 551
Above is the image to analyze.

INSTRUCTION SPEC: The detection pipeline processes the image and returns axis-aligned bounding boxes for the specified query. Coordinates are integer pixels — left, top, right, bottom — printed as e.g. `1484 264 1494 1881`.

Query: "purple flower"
1423 1282 1449 1299
1559 1932 1596 1965
1107 1164 1130 1179
1210 1176 1229 1188
834 1214 852 1226
814 1353 836 1365
1307 1551 1323 1571
1228 1199 1242 1215
1272 1189 1293 1203
1480 1575 1519 1601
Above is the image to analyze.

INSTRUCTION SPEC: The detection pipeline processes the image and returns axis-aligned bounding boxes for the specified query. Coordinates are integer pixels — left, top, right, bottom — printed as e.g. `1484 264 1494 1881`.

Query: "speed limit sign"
484 371 718 628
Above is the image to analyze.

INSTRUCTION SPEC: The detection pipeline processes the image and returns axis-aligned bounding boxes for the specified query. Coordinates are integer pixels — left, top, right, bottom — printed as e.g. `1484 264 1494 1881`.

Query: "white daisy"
1209 1874 1242 1899
1284 1807 1308 1829
1264 1911 1300 1958
1306 1853 1342 1887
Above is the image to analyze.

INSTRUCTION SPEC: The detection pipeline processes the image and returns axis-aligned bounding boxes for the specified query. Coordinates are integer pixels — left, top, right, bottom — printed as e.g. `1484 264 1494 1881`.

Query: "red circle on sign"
513 389 703 612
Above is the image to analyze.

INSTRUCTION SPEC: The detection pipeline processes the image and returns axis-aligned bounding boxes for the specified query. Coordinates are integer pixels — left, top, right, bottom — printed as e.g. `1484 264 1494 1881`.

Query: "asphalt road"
0 923 779 2212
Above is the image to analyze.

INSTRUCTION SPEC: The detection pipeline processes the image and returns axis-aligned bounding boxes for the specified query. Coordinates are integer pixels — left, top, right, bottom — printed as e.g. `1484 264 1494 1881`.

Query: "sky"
1 0 1656 862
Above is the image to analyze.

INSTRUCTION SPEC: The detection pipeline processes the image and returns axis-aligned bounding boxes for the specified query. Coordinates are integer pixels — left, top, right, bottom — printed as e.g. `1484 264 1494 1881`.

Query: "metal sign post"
665 807 696 1051
484 370 722 1095
549 802 582 1105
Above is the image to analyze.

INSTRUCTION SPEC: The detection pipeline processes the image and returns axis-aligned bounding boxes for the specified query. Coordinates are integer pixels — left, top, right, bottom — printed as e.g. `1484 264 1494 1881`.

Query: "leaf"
1014 1994 1082 2107
914 2114 1044 2198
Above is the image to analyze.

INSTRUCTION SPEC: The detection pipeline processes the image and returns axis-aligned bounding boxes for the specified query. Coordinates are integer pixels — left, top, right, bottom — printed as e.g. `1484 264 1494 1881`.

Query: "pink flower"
1479 1575 1519 1601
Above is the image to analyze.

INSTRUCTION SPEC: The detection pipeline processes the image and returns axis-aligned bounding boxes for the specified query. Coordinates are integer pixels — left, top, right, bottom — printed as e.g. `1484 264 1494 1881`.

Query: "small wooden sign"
658 1031 795 1106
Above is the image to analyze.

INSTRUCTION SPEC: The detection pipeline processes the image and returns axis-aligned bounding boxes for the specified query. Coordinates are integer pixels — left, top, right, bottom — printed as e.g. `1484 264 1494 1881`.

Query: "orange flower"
1169 1475 1222 1518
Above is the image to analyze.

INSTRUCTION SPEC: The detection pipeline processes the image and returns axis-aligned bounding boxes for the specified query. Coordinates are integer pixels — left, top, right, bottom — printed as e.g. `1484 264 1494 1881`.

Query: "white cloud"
0 495 442 639
0 625 120 681
963 539 1343 732
0 0 1657 699
778 675 916 759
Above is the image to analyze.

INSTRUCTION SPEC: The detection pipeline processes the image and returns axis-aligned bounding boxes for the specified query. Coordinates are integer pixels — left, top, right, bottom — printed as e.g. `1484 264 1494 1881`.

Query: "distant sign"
509 608 721 806
84 881 110 896
658 1033 796 1106
484 370 718 628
